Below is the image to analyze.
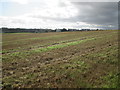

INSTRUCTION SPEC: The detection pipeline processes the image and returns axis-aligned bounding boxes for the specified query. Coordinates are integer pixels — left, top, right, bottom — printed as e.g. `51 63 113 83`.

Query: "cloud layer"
0 0 118 29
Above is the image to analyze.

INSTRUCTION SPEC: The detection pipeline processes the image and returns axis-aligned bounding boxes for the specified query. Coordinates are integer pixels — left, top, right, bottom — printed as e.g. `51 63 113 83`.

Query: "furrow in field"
2 32 116 56
3 37 95 57
2 37 86 54
2 31 118 88
2 37 118 88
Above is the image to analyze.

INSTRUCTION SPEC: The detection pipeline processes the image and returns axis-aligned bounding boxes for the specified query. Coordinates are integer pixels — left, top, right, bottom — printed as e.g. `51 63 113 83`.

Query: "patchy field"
2 30 119 88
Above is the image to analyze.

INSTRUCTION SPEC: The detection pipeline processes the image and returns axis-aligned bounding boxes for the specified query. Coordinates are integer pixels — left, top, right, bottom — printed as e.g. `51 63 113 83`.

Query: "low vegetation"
2 30 119 88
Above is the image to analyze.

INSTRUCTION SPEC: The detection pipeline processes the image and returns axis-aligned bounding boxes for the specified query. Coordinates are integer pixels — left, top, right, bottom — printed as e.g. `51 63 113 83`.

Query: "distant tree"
62 28 67 32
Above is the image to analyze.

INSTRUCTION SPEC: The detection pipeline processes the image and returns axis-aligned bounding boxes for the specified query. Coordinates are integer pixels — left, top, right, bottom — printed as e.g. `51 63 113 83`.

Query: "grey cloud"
45 2 118 29
28 2 118 29
52 2 118 29
59 2 68 7
72 2 118 29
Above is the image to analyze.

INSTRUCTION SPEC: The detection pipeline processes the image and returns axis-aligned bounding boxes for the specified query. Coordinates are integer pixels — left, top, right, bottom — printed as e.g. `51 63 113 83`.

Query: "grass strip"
3 38 95 61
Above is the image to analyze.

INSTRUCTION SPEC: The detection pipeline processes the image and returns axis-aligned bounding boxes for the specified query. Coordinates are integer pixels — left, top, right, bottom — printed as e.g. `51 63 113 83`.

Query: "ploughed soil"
2 30 119 88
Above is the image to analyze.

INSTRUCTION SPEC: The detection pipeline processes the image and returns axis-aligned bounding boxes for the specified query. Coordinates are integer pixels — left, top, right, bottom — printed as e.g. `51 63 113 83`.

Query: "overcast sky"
0 0 119 29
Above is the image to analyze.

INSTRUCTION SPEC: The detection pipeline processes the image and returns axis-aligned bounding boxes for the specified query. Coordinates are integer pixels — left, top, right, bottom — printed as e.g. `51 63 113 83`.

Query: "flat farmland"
2 30 119 88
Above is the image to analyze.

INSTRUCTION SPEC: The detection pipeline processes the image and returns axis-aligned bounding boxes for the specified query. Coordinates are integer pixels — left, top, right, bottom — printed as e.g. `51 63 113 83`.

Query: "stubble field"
2 30 119 88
